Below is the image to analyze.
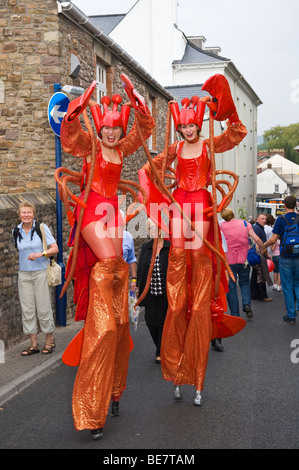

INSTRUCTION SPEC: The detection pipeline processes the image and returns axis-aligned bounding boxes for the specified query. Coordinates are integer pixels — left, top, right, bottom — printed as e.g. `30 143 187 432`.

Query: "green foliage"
238 207 248 220
263 123 299 164
257 142 267 151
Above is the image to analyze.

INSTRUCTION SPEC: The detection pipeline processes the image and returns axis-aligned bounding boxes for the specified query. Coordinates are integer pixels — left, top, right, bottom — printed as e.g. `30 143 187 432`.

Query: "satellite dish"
70 54 81 79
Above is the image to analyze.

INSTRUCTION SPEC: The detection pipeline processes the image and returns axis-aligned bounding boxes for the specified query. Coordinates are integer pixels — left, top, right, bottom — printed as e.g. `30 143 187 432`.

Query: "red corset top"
85 147 123 199
176 140 211 192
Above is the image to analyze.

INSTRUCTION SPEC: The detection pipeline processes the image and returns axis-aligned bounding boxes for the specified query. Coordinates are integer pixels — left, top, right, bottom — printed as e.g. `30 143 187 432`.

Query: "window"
274 184 279 193
147 96 157 151
96 62 107 103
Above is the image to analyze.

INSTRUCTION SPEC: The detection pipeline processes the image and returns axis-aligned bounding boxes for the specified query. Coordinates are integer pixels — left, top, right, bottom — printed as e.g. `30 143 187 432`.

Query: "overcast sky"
71 0 299 136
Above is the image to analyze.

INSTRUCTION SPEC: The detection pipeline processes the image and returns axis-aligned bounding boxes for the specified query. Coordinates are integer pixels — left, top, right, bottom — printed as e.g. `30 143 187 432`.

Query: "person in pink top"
264 214 282 291
220 208 266 319
270 240 281 290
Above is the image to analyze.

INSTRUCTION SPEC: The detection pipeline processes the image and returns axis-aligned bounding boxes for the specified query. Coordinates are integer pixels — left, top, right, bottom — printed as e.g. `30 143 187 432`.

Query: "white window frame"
147 96 153 151
96 62 107 104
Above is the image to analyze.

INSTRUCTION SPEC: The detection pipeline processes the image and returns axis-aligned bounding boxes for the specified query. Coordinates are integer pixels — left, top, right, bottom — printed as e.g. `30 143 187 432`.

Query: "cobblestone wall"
0 0 59 195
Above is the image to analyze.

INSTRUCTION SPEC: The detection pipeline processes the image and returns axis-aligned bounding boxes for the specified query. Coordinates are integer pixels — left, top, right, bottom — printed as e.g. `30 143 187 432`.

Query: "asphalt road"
0 289 298 450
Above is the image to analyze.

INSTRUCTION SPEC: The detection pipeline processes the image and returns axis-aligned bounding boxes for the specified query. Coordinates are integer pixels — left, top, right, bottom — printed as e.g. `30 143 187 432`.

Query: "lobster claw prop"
202 74 238 123
210 297 246 340
138 168 171 236
65 81 97 123
121 74 147 115
62 327 134 367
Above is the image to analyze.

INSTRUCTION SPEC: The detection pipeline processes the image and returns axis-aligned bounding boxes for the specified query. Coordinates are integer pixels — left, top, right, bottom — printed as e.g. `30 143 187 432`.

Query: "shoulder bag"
244 221 261 266
40 223 62 287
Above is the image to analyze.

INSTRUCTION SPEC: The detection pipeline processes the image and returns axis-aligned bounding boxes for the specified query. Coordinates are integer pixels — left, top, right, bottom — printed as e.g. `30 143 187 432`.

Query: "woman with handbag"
220 208 266 319
250 213 273 302
13 201 59 356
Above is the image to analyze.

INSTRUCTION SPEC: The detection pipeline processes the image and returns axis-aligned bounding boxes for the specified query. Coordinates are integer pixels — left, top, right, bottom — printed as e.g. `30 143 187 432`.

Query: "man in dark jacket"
250 213 273 302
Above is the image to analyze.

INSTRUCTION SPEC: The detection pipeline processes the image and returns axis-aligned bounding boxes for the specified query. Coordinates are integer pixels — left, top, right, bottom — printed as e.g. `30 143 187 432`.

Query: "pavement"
0 287 297 410
0 319 83 406
0 290 298 449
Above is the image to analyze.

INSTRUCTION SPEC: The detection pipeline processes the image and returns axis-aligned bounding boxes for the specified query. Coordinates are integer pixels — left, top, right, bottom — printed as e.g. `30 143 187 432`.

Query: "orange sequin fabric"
72 257 129 431
161 248 212 391
206 120 247 154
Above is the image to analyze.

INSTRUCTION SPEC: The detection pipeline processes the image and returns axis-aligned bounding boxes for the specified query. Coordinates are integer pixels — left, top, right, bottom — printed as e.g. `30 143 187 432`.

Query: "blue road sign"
48 92 70 136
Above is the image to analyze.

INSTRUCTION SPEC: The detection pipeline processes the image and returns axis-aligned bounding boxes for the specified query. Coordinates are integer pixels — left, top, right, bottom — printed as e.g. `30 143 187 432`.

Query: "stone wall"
0 0 60 195
0 192 70 348
0 0 170 347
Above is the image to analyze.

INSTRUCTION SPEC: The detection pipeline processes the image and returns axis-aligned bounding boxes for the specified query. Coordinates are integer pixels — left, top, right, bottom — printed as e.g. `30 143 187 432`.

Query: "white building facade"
257 169 288 196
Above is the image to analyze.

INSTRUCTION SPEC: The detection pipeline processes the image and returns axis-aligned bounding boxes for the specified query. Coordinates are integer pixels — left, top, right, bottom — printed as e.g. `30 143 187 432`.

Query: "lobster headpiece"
90 94 131 137
170 96 206 131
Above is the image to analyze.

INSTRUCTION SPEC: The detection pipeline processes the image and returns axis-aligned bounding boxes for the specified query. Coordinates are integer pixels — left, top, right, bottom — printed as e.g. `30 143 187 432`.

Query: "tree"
263 123 299 164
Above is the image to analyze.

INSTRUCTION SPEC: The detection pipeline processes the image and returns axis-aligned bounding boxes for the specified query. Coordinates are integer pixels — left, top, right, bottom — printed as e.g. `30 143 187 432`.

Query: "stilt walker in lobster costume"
55 76 154 440
136 74 247 406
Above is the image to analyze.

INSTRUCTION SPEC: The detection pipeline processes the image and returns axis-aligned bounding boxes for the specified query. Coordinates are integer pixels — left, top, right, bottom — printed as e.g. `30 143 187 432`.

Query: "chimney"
269 149 285 157
258 150 269 158
205 46 222 56
187 35 206 49
187 36 221 55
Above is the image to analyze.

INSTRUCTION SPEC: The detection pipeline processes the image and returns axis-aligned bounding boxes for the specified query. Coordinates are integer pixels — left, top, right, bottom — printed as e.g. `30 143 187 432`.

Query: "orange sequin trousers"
161 248 212 391
72 256 130 430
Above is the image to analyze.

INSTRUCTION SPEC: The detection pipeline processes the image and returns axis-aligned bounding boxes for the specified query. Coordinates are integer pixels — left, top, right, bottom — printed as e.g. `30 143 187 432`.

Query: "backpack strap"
31 221 43 243
281 214 299 227
13 226 22 249
13 221 43 249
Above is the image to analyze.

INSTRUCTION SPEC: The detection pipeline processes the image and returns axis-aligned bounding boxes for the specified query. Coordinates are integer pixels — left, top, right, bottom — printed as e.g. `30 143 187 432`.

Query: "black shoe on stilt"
211 338 224 351
111 401 119 417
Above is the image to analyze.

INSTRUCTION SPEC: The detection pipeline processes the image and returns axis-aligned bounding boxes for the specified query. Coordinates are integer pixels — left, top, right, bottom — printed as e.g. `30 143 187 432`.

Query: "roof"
257 168 299 195
173 40 230 66
257 156 299 189
165 84 209 106
258 154 299 173
89 14 125 35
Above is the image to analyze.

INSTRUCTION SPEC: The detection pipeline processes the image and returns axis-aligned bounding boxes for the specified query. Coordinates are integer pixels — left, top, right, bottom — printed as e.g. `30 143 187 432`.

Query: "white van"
256 202 285 218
